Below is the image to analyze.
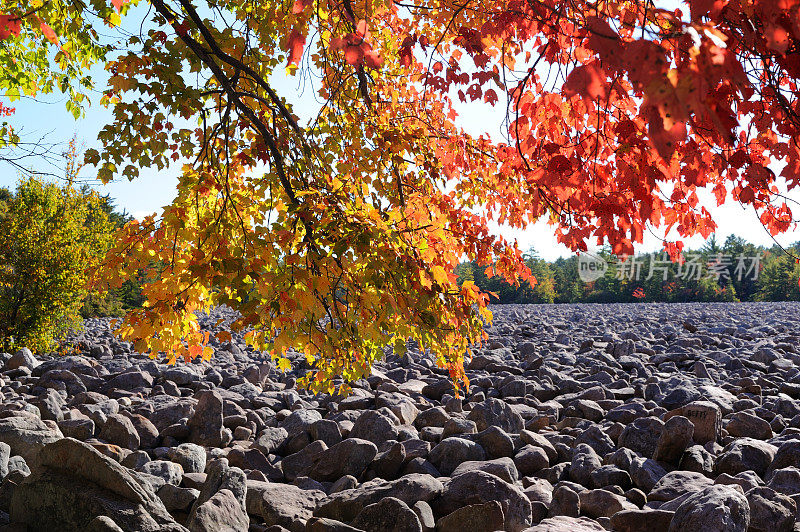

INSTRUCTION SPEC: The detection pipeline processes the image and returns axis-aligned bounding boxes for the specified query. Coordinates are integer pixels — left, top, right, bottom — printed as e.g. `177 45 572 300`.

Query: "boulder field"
0 302 798 531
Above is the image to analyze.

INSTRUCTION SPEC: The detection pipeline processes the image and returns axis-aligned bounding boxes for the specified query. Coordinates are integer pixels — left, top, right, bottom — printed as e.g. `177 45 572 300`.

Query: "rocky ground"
0 302 798 531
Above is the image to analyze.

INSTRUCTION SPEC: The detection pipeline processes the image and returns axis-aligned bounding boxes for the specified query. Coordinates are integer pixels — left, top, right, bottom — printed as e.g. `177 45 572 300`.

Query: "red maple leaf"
174 21 190 36
292 0 311 14
563 63 607 101
0 14 21 40
344 44 363 65
287 28 306 65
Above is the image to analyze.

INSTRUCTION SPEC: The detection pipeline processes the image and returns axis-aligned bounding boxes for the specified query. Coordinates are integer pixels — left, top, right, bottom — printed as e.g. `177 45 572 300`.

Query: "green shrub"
0 177 113 352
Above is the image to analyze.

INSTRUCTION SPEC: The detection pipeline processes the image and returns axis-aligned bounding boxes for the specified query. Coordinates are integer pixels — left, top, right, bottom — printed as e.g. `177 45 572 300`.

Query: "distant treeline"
455 235 800 303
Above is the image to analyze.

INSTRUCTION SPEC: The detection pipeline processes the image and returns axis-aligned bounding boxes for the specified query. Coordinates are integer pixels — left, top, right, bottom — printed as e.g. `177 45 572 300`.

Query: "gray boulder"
348 409 400 444
187 390 225 447
9 438 185 531
618 417 664 458
351 496 422 532
451 457 519 484
315 473 443 523
186 489 248 532
99 414 140 450
436 501 504 532
649 471 713 503
6 348 39 371
715 438 777 478
247 480 326 529
0 413 63 462
188 458 246 523
668 485 750 532
745 486 795 532
466 399 524 433
429 437 485 476
653 416 693 464
570 444 602 487
309 438 378 482
528 516 606 531
433 470 531 531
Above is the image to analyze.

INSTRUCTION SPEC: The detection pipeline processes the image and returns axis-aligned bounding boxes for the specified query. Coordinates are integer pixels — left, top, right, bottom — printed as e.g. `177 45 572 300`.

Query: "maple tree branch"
149 0 299 208
340 0 374 108
421 0 471 102
9 2 52 22
173 0 307 140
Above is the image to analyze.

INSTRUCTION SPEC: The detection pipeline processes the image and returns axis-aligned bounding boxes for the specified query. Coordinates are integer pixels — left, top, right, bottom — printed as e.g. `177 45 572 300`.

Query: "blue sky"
2 4 799 261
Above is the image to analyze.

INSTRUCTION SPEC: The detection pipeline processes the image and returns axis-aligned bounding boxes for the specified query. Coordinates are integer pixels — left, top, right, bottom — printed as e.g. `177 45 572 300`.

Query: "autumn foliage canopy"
2 0 800 393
